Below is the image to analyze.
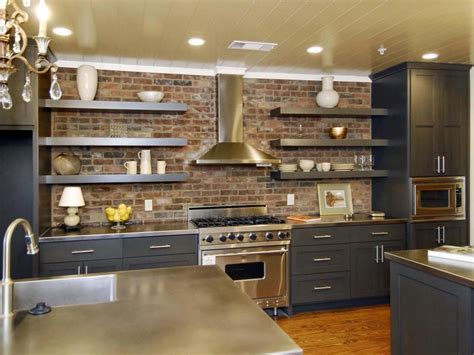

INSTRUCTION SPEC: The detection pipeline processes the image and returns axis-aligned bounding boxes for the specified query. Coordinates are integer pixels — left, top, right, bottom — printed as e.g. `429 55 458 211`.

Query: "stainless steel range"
189 205 291 310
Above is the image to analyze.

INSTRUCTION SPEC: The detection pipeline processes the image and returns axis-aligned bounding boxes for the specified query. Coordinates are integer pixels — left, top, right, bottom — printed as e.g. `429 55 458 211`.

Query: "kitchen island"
385 249 474 355
1 265 302 354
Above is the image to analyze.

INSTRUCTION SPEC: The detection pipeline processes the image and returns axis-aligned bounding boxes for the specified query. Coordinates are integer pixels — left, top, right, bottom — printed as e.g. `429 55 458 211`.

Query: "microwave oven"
411 176 465 221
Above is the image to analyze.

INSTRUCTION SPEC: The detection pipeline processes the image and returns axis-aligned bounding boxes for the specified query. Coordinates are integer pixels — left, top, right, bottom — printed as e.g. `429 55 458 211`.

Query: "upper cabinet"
410 69 468 176
371 62 470 178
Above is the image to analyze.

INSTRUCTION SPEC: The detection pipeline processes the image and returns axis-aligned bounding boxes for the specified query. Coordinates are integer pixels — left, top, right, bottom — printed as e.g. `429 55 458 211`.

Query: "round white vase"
316 76 340 108
77 65 98 101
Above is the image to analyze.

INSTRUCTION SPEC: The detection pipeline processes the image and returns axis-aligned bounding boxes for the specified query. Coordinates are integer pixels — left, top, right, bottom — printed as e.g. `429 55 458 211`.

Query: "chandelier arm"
8 22 28 60
9 0 29 24
9 54 57 75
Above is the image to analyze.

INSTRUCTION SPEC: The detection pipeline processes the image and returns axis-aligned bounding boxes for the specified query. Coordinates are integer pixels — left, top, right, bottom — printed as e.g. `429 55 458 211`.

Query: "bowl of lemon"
105 204 133 230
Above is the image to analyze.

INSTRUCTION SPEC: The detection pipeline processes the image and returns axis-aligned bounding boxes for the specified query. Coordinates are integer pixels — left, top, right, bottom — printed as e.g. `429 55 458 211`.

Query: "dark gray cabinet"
39 234 198 276
409 220 467 249
291 223 406 306
351 240 404 298
410 69 468 177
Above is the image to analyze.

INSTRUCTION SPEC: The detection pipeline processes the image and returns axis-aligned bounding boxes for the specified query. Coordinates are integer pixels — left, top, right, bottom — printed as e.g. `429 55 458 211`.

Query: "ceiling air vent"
228 40 277 52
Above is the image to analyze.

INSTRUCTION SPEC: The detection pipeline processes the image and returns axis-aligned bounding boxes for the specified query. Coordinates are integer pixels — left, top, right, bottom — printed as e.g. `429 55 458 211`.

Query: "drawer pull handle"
313 235 332 239
71 249 95 254
313 286 332 291
313 257 332 262
371 232 389 236
149 244 171 249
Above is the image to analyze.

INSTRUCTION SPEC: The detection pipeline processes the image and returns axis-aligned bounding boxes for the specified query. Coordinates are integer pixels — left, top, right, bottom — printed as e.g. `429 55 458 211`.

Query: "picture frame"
317 183 353 216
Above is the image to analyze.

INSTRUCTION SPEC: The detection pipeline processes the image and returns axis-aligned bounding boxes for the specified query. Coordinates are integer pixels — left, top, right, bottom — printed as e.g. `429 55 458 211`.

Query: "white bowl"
298 160 315 172
137 91 164 103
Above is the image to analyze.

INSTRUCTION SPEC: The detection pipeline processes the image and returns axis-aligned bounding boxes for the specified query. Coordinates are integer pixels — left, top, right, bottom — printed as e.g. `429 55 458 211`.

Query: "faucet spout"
1 218 39 317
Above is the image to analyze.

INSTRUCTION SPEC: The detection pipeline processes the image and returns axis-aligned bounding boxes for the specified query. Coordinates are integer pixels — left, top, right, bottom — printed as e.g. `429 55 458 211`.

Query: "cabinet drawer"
40 239 122 263
291 245 350 275
123 253 197 270
351 224 405 243
123 235 196 258
292 226 350 246
291 272 350 304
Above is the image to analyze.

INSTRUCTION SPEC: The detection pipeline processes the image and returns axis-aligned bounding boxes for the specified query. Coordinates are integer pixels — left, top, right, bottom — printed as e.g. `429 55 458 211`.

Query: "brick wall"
50 68 372 226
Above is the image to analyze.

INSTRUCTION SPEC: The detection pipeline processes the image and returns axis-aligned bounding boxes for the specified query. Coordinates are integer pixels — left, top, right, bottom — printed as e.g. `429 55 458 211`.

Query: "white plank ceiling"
23 0 474 75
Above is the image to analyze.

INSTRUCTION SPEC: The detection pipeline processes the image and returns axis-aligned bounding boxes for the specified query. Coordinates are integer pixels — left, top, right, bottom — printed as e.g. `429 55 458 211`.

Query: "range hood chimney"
193 74 281 165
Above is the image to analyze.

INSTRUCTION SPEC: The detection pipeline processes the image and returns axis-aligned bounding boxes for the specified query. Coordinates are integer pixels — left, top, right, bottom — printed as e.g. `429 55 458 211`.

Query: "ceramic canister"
77 65 98 101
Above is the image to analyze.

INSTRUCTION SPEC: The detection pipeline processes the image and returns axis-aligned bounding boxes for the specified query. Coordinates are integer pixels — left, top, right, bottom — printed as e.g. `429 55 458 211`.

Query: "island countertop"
385 249 474 288
1 266 302 355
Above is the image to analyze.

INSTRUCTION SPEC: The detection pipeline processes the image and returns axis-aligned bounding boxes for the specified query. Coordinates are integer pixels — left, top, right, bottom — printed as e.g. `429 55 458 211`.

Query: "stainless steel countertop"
287 214 406 228
1 266 302 355
40 215 406 242
39 222 198 242
385 249 474 288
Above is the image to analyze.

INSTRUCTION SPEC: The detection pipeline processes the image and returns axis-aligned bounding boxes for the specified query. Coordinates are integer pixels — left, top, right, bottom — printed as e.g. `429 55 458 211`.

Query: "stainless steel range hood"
193 74 281 165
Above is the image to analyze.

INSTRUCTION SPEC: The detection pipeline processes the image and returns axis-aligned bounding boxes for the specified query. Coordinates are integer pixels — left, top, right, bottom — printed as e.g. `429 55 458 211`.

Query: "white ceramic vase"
77 65 98 101
316 76 339 108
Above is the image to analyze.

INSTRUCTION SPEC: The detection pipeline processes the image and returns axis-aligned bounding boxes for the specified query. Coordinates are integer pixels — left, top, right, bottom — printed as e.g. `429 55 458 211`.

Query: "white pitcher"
138 150 152 175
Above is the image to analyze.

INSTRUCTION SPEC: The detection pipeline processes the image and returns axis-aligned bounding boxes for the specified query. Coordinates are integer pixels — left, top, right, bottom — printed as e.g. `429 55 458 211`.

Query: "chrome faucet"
1 218 39 317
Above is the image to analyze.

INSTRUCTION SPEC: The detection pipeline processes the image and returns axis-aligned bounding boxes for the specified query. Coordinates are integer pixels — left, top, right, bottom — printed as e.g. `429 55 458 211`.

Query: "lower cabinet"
410 220 467 249
351 240 405 298
291 223 406 306
39 234 198 277
123 254 197 270
39 259 123 277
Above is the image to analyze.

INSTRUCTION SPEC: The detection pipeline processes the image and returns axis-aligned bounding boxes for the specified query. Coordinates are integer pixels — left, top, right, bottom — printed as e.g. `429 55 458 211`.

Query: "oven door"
413 180 464 220
201 245 288 300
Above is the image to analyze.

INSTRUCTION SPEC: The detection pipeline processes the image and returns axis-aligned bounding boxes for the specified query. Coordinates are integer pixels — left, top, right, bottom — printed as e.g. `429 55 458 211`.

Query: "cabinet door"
410 69 440 176
39 261 82 277
438 71 468 176
378 240 405 296
122 254 197 271
350 241 380 298
443 221 467 246
409 222 441 249
84 259 122 274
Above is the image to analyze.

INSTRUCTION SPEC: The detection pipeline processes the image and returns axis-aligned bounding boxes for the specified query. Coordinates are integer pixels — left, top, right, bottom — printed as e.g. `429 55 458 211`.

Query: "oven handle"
204 248 288 258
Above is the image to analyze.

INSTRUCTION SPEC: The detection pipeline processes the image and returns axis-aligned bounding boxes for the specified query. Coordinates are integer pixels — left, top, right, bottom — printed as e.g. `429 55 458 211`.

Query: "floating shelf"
39 99 187 112
270 107 388 117
38 137 188 147
270 170 389 180
270 139 389 148
38 173 188 185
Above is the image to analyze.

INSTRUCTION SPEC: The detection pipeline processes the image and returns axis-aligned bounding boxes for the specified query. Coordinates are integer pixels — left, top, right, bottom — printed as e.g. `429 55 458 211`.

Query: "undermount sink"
9 274 117 311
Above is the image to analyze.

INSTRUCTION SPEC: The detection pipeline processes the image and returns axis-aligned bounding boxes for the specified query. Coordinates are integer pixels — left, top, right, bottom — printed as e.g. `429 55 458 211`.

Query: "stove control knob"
236 233 244 241
227 233 236 241
266 232 274 240
278 231 288 239
205 235 214 243
219 234 227 242
249 233 257 241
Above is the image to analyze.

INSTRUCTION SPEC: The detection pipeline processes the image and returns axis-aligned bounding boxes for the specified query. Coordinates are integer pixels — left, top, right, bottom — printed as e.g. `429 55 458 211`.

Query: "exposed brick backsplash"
50 68 372 226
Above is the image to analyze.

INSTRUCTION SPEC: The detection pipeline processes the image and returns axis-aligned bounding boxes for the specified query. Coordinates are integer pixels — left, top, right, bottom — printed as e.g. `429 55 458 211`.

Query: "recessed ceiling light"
307 46 323 54
53 27 73 36
422 53 438 60
188 38 205 46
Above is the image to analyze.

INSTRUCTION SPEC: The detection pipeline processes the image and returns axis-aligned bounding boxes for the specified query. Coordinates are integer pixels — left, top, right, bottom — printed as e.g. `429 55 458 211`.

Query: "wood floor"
276 305 391 354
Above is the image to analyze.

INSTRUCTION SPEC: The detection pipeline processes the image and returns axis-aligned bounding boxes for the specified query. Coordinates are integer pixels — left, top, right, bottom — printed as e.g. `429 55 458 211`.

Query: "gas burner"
191 215 285 228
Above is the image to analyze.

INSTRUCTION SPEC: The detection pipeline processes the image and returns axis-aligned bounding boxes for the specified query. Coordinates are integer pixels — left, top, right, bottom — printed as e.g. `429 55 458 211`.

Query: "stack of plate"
278 164 298 172
332 163 355 171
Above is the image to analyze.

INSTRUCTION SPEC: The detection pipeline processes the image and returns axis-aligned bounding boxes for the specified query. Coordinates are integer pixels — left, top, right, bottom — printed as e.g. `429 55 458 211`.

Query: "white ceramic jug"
138 150 152 175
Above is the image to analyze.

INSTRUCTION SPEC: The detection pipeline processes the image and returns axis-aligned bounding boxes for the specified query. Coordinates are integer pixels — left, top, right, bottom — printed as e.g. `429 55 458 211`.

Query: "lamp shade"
59 187 85 207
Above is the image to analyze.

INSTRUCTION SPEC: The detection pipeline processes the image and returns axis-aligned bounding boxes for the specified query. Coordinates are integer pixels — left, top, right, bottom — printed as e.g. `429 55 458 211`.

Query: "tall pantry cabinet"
371 62 470 248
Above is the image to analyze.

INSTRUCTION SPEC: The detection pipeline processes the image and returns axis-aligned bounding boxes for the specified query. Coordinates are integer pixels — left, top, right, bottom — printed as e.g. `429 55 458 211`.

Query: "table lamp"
59 187 85 231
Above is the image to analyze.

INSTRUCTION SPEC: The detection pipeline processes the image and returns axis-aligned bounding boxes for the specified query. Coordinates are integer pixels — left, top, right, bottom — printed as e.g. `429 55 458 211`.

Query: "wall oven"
411 176 465 221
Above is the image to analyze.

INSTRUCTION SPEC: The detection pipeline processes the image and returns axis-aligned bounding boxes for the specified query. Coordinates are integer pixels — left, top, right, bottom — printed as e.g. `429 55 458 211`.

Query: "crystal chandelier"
0 0 61 110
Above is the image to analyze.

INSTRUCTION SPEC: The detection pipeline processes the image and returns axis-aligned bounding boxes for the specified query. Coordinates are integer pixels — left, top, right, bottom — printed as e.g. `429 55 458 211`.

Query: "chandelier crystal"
0 0 61 110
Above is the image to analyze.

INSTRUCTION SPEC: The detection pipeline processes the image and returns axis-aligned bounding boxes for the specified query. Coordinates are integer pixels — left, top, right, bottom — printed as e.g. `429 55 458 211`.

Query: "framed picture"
317 183 353 216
